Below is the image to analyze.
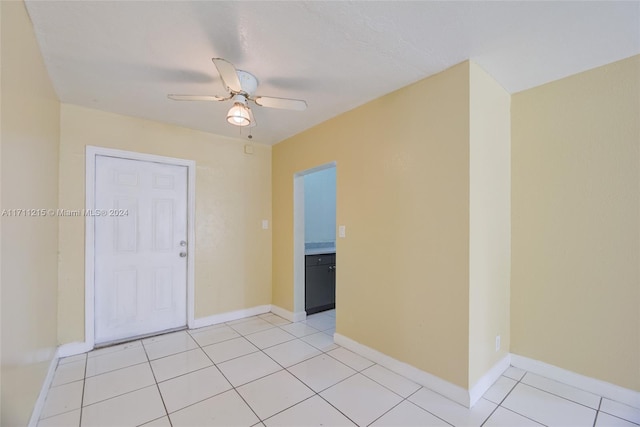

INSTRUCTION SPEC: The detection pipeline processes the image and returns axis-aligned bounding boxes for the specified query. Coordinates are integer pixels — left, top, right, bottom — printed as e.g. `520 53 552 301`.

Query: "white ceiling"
25 1 640 145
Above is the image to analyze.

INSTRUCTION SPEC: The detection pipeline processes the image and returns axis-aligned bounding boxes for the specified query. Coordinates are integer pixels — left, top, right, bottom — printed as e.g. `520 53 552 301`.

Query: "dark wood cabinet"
305 253 336 315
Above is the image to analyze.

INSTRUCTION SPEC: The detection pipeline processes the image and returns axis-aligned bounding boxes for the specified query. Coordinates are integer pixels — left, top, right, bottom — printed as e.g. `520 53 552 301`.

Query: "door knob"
180 240 187 247
179 252 187 257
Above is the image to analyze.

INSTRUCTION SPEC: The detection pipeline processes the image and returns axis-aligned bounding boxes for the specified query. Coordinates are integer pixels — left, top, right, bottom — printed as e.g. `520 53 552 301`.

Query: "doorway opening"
293 162 337 319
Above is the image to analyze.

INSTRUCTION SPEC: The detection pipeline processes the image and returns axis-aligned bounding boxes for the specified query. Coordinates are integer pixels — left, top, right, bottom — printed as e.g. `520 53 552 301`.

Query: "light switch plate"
338 225 346 238
262 219 269 229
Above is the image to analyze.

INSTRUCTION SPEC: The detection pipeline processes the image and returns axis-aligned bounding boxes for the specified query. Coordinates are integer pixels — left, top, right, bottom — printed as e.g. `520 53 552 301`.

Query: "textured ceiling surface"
25 1 640 145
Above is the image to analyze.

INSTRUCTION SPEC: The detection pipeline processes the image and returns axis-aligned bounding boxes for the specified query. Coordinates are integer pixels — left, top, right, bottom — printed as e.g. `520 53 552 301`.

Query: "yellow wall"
511 55 640 391
1 2 61 425
274 62 472 388
58 104 272 344
468 63 511 386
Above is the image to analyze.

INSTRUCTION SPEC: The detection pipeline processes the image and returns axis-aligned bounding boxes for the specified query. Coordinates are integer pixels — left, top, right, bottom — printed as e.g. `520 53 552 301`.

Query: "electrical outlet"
338 225 346 238
261 219 269 230
495 335 501 352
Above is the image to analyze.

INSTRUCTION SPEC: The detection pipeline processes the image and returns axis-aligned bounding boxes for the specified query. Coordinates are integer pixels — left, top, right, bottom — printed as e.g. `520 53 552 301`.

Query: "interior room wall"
468 63 511 387
304 167 336 244
511 55 639 391
58 104 272 344
273 62 472 388
0 2 61 425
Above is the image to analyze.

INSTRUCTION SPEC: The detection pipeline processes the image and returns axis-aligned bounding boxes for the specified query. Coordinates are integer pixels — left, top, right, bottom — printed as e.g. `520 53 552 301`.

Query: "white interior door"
94 155 188 344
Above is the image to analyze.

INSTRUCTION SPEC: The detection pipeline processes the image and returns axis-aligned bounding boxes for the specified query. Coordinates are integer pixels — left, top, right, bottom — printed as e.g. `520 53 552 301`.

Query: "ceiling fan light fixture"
226 101 251 127
169 58 307 130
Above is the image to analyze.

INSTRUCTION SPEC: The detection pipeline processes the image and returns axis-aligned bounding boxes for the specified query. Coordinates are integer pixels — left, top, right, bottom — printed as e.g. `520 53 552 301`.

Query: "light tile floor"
39 310 640 427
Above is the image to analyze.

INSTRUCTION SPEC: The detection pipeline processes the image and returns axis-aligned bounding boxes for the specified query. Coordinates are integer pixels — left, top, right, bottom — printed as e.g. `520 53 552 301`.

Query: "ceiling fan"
168 58 307 128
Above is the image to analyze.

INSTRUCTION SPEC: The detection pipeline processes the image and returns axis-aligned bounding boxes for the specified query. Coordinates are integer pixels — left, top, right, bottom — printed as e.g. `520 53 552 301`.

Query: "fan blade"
254 96 307 111
212 58 242 93
168 94 227 101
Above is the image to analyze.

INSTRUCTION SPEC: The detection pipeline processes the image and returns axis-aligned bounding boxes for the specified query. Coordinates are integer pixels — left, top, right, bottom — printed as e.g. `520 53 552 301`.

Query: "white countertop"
305 248 335 255
305 245 336 255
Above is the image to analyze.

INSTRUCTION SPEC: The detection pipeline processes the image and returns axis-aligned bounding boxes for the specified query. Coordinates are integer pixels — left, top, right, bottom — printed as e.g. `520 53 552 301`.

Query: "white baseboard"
57 305 274 357
511 354 640 409
28 348 59 427
334 333 473 407
271 305 306 322
469 354 511 406
58 341 93 358
192 304 271 329
332 334 640 410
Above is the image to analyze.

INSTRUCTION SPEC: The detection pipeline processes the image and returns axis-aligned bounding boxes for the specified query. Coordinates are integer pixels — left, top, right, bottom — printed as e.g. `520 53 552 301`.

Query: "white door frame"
292 161 336 316
85 146 196 350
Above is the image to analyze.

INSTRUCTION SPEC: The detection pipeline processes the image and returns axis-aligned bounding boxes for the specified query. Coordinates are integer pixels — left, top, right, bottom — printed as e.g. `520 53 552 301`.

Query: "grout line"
232 388 263 425
191 328 263 423
38 361 80 419
80 327 426 426
598 411 640 426
244 334 299 351
482 368 525 427
85 359 149 379
85 334 198 398
480 372 522 426
313 392 360 426
162 388 237 417
490 369 594 427
192 330 245 347
287 362 359 394
154 362 216 386
78 353 88 427
63 313 336 426
242 323 352 425
140 415 171 426
37 406 82 422
406 388 472 427
94 326 187 351
404 388 457 427
366 397 407 426
495 406 548 426
87 340 144 360
140 339 172 426
68 313 631 427
593 397 603 427
208 335 262 364
81 384 160 410
479 406 502 426
258 394 319 424
145 346 202 364
217 318 359 425
402 398 456 427
268 329 392 426
364 377 420 402
38 359 87 425
229 325 277 336
517 381 600 411
190 320 321 422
